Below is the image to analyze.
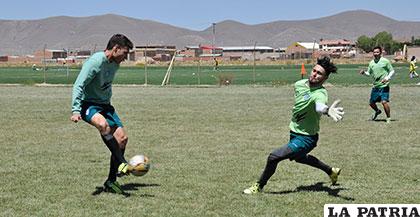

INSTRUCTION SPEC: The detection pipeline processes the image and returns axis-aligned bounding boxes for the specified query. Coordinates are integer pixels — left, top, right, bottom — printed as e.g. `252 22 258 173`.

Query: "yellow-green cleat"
104 180 125 194
117 162 133 177
243 183 262 194
329 167 341 185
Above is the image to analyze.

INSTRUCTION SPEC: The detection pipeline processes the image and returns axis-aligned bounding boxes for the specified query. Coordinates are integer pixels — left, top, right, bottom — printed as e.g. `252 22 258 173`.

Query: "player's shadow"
265 182 355 201
370 119 397 122
92 183 160 198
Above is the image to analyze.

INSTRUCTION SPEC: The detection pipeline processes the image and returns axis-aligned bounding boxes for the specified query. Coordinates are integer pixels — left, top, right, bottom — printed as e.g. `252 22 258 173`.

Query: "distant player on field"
409 56 418 79
243 56 344 194
359 46 395 123
70 34 134 194
213 57 219 71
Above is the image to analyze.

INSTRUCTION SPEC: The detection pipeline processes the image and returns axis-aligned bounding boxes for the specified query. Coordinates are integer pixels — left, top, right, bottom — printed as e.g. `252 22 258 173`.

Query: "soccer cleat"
117 162 133 177
243 183 262 194
371 110 382 121
329 167 341 185
104 180 125 194
386 118 391 124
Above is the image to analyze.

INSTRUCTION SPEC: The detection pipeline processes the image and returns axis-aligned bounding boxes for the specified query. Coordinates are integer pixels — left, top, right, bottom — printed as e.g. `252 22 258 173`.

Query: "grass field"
0 63 418 86
0 84 419 217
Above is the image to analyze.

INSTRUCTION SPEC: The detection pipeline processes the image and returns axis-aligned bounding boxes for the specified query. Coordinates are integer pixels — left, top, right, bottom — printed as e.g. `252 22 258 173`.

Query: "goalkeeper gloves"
327 100 344 122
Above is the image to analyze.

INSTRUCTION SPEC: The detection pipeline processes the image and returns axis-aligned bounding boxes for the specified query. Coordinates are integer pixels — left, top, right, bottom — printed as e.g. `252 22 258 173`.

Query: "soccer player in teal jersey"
244 56 344 194
70 34 134 194
359 46 395 123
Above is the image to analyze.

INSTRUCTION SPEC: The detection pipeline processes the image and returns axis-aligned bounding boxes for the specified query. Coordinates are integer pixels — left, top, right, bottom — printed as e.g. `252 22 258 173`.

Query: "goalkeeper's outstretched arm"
316 100 344 122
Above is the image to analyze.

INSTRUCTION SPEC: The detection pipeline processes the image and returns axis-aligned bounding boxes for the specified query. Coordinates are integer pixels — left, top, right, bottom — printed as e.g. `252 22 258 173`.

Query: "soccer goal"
161 52 177 86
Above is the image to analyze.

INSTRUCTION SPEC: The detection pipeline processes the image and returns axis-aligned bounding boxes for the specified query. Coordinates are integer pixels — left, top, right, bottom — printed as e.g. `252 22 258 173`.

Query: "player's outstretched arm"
316 100 344 122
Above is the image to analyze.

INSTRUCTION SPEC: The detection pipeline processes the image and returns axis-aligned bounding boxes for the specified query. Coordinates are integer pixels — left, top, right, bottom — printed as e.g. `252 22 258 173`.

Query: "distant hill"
1 10 420 55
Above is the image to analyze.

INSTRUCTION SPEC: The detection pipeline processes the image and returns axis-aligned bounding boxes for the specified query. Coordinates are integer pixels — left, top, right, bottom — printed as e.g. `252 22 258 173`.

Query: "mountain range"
1 10 420 55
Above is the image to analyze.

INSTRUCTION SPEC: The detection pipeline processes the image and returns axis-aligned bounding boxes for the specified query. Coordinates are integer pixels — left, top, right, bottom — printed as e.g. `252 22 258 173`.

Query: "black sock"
295 154 331 175
101 134 127 165
258 154 280 188
108 156 118 182
108 148 126 182
258 146 292 187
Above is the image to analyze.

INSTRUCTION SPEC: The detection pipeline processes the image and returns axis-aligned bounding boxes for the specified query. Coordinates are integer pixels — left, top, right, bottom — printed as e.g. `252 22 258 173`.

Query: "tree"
390 41 403 54
357 32 403 54
356 35 374 52
373 31 393 54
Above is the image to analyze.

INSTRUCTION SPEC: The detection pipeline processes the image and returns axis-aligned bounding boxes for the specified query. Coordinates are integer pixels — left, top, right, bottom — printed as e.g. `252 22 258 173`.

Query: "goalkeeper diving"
244 56 344 194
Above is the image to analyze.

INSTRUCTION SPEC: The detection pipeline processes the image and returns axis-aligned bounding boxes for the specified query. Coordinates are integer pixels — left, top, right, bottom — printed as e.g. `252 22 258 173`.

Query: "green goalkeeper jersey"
72 51 119 114
289 79 328 136
367 57 393 88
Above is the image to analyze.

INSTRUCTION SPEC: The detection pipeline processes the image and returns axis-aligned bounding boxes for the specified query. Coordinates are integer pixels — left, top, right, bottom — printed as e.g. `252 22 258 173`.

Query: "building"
178 45 280 61
319 39 356 57
221 46 275 60
33 49 67 62
178 45 223 61
0 55 33 63
134 45 176 61
286 42 320 59
68 50 92 63
178 45 277 61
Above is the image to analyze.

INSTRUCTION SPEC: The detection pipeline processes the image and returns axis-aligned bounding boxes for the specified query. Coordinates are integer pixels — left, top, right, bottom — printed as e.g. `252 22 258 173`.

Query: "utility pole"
312 39 316 63
144 45 148 86
212 23 216 56
253 41 257 85
43 44 47 84
66 48 69 81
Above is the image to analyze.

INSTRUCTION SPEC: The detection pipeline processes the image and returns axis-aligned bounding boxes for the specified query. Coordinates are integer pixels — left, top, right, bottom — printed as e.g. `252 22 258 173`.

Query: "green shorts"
80 101 123 128
370 86 390 104
287 131 318 159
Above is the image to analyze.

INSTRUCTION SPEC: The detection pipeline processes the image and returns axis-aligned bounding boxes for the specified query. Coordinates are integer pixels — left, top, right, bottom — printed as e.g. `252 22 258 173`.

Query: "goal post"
161 52 177 86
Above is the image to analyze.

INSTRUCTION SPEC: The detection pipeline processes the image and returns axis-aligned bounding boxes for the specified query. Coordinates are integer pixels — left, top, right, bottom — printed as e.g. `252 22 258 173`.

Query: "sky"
1 0 420 30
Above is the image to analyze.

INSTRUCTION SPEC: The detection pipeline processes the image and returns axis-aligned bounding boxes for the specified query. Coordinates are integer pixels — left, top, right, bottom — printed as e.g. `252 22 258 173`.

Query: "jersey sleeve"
312 89 328 105
367 62 374 76
71 59 100 114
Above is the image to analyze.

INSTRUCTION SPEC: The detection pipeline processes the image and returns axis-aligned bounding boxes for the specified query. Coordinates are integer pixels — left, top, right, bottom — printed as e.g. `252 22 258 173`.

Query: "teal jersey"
367 57 394 88
289 79 328 135
71 52 119 114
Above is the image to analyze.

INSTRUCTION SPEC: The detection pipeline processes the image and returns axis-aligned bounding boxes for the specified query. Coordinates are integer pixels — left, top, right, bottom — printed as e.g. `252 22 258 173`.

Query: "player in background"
243 56 344 194
70 34 134 194
213 57 219 71
409 56 418 79
359 46 395 123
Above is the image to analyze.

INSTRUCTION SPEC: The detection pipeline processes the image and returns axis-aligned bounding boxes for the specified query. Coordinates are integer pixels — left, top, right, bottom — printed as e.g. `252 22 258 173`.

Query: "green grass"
0 85 419 216
0 63 417 86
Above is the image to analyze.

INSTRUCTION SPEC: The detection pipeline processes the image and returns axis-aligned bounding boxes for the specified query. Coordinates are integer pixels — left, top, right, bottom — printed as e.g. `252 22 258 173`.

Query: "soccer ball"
129 154 150 176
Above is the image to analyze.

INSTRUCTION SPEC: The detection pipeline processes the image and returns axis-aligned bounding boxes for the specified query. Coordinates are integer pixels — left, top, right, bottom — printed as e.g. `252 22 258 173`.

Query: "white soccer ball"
128 154 150 176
